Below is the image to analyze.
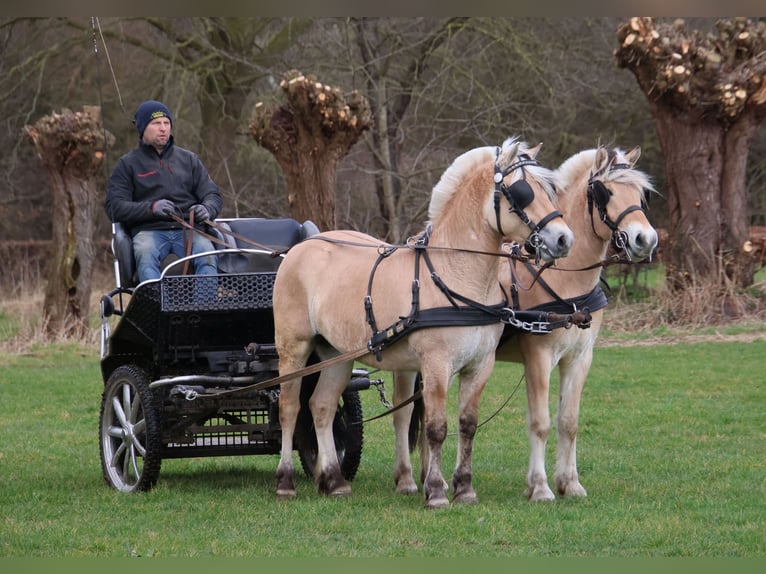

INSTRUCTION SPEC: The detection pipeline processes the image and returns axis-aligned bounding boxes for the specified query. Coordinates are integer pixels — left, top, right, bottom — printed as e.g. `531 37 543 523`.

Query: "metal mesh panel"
162 407 280 457
120 282 161 344
161 273 275 312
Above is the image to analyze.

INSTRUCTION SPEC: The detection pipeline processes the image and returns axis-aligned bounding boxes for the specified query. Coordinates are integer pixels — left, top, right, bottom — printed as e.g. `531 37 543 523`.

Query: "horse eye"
507 180 535 210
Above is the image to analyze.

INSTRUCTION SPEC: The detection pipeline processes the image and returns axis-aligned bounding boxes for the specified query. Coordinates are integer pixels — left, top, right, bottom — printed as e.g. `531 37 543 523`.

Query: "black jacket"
105 136 222 235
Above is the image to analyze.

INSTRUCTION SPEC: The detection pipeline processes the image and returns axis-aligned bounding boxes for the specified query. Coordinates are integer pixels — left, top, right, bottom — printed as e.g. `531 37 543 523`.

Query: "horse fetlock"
526 475 555 501
423 471 448 506
555 472 587 497
452 475 478 504
317 466 351 497
394 470 419 495
275 465 296 499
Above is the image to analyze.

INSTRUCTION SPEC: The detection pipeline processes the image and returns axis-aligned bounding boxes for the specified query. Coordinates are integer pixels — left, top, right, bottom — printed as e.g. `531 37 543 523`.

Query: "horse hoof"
276 489 297 500
527 487 555 502
559 483 588 497
453 491 478 504
328 484 352 498
396 484 419 495
395 478 419 495
425 496 450 509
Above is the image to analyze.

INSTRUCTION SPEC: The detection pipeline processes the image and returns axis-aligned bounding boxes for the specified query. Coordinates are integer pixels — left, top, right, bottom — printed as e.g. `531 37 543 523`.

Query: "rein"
169 214 286 257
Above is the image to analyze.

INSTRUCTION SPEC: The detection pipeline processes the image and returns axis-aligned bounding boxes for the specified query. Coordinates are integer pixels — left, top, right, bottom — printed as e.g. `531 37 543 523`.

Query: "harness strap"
196 346 372 399
182 209 195 275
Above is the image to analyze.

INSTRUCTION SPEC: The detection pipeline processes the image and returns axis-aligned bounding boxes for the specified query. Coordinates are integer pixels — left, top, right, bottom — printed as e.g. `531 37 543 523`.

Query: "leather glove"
151 199 176 219
191 204 210 222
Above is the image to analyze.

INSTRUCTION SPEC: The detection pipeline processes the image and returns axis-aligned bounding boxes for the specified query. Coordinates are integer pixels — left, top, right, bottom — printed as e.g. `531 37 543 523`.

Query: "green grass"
0 340 764 557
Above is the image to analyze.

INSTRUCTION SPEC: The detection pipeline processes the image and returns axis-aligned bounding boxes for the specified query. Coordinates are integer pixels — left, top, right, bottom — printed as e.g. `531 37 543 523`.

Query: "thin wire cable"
94 17 124 111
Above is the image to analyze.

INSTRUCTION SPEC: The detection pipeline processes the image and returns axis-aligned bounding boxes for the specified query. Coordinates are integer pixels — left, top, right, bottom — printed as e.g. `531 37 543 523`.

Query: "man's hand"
152 199 176 219
190 204 210 222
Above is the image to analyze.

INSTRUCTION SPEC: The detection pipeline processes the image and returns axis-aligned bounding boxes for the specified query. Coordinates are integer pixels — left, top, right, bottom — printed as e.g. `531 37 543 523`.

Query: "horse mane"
428 137 557 222
555 147 655 198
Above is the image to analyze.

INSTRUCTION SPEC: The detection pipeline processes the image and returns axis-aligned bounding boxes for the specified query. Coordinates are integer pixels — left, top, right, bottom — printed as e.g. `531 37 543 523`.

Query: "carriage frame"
98 216 383 492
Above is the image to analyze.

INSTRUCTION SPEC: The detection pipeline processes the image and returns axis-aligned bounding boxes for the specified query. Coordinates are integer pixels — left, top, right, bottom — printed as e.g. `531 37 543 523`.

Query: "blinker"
589 180 611 207
507 180 535 210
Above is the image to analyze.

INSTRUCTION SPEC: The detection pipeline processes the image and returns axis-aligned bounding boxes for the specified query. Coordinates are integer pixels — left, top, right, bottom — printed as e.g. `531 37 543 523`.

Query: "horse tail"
408 374 424 453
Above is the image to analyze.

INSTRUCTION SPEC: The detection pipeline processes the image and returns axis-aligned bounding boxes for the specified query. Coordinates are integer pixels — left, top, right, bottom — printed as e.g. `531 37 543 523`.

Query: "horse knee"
458 415 477 439
528 419 550 441
426 420 447 445
557 412 579 440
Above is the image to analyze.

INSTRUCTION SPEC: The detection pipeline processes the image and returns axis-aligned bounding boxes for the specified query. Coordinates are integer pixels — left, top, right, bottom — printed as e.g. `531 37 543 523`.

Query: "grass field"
1 338 764 558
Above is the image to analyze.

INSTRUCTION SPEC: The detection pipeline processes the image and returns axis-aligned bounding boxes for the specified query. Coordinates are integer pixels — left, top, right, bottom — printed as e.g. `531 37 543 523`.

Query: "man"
105 100 223 283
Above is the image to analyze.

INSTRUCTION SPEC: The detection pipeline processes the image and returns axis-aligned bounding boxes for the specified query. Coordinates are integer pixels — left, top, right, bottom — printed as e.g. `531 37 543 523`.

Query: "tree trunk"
615 17 766 299
249 71 372 231
23 106 114 337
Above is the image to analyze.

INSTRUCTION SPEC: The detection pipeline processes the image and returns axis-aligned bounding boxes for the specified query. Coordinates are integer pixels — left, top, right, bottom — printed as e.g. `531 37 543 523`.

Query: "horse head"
492 138 574 262
585 145 658 261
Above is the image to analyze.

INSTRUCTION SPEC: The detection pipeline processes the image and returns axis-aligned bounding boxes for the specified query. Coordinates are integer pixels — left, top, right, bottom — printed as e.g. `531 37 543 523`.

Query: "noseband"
493 149 563 262
587 159 645 260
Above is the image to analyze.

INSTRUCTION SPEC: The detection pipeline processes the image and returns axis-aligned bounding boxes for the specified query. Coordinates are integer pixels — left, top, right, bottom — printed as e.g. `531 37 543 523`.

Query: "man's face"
142 116 171 149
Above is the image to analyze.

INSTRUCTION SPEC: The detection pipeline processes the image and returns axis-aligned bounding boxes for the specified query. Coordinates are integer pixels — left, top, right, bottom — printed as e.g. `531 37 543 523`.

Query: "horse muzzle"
616 224 658 262
525 222 574 262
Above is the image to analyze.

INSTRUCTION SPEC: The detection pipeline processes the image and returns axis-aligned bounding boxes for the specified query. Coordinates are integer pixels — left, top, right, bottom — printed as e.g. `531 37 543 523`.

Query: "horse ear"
594 147 609 173
527 142 543 159
625 146 641 166
500 140 520 166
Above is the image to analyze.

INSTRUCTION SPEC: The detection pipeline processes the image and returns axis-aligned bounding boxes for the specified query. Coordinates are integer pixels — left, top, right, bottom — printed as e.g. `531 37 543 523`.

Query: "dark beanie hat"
134 100 172 137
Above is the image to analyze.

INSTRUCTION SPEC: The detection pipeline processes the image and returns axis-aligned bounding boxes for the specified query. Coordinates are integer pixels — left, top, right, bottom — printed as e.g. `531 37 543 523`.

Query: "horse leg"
553 354 590 497
276 377 302 499
392 371 419 495
452 359 494 504
420 370 450 509
275 332 314 499
311 362 354 497
522 344 556 501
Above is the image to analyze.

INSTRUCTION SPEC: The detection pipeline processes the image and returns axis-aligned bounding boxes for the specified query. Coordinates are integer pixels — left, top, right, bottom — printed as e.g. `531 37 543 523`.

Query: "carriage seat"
215 217 320 273
110 221 231 288
110 218 320 286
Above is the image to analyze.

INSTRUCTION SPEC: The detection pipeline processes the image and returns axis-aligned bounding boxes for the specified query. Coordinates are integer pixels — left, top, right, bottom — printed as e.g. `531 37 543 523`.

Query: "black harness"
493 150 564 262
365 226 514 360
587 152 646 260
363 149 575 361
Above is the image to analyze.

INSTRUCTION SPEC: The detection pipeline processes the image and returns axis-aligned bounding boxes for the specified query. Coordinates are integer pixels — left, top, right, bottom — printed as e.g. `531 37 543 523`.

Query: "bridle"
493 149 563 263
586 158 646 261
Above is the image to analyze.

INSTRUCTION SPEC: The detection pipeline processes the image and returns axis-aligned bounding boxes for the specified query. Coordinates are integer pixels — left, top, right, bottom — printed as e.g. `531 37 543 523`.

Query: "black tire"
297 389 364 482
99 364 162 492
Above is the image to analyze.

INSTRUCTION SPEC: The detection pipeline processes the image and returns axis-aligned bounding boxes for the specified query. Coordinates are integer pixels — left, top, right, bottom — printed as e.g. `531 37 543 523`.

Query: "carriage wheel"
99 364 162 492
297 390 364 482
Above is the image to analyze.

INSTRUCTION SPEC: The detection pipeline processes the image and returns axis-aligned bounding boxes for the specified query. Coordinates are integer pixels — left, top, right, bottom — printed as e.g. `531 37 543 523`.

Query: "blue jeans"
133 229 217 283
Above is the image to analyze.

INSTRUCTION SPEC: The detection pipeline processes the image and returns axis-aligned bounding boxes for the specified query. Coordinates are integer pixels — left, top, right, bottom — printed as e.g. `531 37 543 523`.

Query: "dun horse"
272 137 574 508
498 145 657 501
392 145 658 501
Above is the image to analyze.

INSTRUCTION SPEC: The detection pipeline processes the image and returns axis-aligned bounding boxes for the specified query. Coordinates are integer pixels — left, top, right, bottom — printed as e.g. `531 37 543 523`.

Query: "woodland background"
2 17 763 240
1 17 765 322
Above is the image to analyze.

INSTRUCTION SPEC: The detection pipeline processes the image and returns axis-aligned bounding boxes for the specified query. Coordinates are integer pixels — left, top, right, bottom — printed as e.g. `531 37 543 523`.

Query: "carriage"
97 216 387 492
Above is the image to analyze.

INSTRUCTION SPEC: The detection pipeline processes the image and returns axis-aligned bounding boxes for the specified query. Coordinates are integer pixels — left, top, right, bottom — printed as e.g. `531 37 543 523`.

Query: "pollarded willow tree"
23 106 114 336
615 17 766 296
248 70 372 231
